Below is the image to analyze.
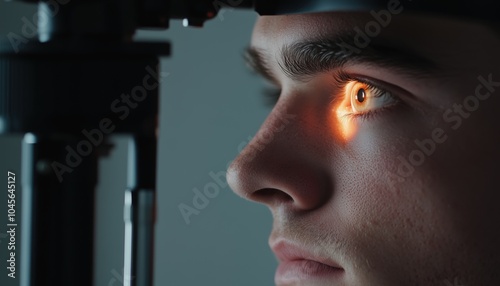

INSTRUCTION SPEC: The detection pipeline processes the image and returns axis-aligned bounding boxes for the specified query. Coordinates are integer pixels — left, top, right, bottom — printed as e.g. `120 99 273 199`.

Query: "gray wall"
0 2 276 285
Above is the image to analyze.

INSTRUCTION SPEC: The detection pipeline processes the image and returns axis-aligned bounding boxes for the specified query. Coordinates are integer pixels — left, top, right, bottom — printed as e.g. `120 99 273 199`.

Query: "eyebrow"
244 32 437 83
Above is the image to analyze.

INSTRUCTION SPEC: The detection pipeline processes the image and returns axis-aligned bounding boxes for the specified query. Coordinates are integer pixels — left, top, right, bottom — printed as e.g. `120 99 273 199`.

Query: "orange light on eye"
349 82 372 113
332 81 375 142
332 86 358 143
333 81 372 142
330 79 394 143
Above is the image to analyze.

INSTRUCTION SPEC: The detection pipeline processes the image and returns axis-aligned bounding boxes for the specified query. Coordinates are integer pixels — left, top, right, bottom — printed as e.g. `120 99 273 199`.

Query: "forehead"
251 13 362 45
250 12 499 70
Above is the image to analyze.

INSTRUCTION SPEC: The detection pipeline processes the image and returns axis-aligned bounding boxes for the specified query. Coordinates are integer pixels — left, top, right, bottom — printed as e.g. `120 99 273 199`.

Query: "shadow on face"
228 11 500 286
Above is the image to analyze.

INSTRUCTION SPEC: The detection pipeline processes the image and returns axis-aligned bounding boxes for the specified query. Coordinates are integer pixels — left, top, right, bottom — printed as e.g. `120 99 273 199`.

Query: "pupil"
356 88 366 103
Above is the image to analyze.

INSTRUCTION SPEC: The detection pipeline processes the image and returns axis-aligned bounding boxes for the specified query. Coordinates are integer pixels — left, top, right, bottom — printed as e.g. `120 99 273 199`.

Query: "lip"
271 240 344 285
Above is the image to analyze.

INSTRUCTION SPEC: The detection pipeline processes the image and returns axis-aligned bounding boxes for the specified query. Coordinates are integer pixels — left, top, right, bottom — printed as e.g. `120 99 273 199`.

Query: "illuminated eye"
345 81 395 114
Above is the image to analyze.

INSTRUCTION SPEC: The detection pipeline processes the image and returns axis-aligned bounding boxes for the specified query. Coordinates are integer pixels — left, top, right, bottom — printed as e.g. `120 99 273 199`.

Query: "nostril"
251 188 294 205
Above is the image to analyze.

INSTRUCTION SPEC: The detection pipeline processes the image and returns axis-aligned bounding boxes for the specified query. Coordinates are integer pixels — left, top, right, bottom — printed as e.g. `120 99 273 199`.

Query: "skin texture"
227 11 500 286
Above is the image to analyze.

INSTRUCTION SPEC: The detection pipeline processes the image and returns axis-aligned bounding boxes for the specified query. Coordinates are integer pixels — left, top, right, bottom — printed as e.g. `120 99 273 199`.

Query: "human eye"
259 72 404 117
334 71 401 121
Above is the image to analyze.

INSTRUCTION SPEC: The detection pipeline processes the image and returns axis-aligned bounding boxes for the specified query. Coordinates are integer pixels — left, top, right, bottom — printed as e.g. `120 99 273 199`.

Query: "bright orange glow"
331 81 371 142
333 95 358 142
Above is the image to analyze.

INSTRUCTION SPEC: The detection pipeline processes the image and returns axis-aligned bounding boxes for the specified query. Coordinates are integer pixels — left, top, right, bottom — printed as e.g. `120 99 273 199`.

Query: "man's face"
227 11 500 286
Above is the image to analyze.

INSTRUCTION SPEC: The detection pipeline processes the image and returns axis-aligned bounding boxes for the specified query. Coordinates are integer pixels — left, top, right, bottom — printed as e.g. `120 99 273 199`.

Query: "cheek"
327 92 500 284
329 115 472 283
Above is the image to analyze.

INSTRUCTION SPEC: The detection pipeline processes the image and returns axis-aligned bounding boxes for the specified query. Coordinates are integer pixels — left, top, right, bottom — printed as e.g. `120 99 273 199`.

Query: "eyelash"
261 71 402 120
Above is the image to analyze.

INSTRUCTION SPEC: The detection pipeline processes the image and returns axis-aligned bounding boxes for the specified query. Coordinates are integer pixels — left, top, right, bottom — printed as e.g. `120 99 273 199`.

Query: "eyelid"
260 69 415 112
332 70 415 103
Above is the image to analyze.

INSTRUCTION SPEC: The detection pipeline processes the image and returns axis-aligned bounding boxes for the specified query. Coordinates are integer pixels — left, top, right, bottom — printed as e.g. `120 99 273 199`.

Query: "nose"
227 102 333 211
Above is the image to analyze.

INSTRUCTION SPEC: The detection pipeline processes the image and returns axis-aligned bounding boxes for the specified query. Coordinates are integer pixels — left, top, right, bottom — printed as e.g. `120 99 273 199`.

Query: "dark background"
0 1 276 285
